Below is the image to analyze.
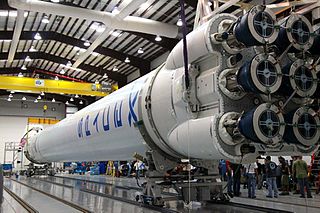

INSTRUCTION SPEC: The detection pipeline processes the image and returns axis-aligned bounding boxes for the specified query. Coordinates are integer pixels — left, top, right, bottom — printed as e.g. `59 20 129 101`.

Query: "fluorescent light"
84 40 90 47
125 57 130 63
7 97 11 102
52 98 56 102
137 48 144 54
21 65 27 70
29 45 37 52
34 33 42 40
79 100 83 105
155 35 162 42
55 76 59 80
103 73 108 78
34 99 38 103
112 6 120 14
9 94 13 98
70 97 74 102
42 15 50 24
75 94 79 98
18 72 23 77
22 96 26 101
0 11 8 17
60 69 65 74
40 91 45 96
25 55 32 62
176 18 183 27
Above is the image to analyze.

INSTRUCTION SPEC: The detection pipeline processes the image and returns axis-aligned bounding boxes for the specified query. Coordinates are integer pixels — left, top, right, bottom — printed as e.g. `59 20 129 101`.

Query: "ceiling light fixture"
113 66 119 71
21 65 27 70
111 31 122 37
124 57 130 63
112 6 120 14
55 76 59 80
7 97 11 102
75 94 79 98
60 69 65 74
96 24 105 33
34 99 38 103
51 0 60 2
40 91 45 96
103 73 108 79
137 48 144 54
84 40 90 47
70 97 74 102
29 45 37 52
18 72 23 77
95 80 99 84
34 33 42 40
10 91 15 94
52 98 56 102
66 61 72 67
65 101 69 105
22 96 26 101
42 15 50 24
9 94 13 98
155 35 162 42
25 55 32 62
91 52 99 57
79 100 83 105
176 18 183 27
37 95 41 100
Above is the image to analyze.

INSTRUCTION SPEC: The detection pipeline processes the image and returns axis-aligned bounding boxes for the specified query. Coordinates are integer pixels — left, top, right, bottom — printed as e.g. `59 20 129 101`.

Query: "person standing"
219 159 227 181
293 156 312 198
226 160 233 196
265 156 278 198
279 157 290 195
231 163 242 197
244 162 258 198
256 158 263 190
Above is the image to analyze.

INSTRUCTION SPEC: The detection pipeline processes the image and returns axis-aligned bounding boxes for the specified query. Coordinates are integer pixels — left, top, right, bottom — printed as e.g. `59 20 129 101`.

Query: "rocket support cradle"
25 5 320 204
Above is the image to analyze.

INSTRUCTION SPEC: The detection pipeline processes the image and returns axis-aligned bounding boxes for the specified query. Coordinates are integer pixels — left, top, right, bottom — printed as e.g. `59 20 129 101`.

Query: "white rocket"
25 5 320 165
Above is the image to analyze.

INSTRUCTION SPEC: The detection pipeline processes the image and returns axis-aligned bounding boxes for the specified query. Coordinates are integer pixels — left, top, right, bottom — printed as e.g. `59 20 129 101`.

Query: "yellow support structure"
0 76 109 97
28 117 60 125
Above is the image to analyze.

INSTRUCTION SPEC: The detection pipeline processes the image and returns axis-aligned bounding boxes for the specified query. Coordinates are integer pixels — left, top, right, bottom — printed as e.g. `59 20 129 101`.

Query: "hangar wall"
0 94 66 164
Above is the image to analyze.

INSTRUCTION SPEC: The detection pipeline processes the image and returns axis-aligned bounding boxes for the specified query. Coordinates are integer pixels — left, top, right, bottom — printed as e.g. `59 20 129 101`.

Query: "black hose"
179 0 190 89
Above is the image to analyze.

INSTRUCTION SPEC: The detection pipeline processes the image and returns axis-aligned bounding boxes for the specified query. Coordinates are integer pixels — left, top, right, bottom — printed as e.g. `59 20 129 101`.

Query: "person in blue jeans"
244 162 258 198
265 156 278 198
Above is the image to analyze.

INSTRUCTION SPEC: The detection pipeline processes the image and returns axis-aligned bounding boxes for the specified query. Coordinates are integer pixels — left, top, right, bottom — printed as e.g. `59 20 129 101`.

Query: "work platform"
1 174 319 213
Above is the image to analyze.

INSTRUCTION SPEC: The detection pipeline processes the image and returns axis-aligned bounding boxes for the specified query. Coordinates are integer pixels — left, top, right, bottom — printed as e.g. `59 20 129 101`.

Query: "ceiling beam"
0 31 150 74
0 52 127 87
185 0 198 8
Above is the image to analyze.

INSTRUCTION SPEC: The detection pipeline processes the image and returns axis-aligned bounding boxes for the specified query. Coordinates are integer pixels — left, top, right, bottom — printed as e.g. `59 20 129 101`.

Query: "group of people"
107 160 146 178
219 155 315 199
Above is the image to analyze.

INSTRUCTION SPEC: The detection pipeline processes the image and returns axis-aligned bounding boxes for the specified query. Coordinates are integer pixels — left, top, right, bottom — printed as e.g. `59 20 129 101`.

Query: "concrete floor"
1 174 319 213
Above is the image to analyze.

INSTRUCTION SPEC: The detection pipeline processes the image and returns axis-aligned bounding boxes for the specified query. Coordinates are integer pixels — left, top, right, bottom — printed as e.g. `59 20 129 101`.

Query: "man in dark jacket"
265 156 278 198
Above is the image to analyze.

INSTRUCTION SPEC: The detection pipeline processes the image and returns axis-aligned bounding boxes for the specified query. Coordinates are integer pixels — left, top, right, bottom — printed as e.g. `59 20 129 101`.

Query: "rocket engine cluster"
25 5 320 167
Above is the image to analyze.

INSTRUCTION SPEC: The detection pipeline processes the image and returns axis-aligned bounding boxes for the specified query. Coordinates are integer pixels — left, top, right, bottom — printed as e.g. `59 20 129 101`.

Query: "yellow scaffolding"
0 76 114 97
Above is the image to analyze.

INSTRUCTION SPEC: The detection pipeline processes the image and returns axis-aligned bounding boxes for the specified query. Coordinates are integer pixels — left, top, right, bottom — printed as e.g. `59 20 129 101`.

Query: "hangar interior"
0 0 320 212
